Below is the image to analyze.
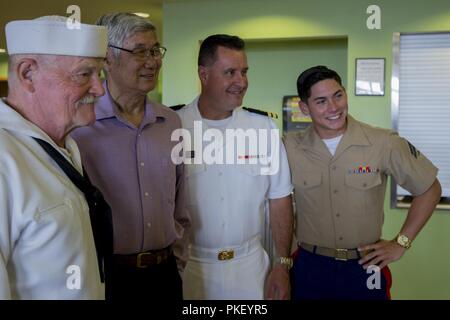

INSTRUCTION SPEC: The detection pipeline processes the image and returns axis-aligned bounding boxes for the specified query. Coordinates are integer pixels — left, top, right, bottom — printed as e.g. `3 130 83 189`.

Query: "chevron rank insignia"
407 141 421 159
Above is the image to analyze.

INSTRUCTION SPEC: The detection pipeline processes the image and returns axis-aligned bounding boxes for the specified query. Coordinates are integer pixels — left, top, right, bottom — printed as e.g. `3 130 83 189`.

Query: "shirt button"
220 197 224 201
140 162 145 167
363 183 367 188
147 222 151 228
332 165 337 170
218 172 223 176
336 213 340 218
333 190 338 194
144 192 149 197
339 236 344 241
303 181 307 186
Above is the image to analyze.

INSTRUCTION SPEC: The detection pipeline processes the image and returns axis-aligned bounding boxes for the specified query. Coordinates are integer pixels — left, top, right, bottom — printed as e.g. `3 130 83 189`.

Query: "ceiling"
0 0 170 50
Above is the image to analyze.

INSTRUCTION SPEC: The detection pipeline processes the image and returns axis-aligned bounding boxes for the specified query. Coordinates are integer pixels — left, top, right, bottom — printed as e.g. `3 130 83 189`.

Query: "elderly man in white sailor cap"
0 16 110 299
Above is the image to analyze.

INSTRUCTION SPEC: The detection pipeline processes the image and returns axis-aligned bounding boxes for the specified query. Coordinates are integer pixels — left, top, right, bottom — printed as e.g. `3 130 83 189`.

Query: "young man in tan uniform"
285 65 441 299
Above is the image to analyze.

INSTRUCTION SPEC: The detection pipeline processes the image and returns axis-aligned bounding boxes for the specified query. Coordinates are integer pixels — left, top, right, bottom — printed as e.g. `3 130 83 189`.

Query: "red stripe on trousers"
381 265 392 300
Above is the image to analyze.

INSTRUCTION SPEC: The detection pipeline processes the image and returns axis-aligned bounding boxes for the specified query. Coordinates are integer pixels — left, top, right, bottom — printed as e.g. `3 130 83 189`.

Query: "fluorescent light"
134 12 150 18
0 49 6 53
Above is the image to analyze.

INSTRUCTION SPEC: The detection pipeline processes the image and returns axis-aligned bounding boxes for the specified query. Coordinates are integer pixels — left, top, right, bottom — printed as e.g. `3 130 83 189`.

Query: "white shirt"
176 97 293 249
0 99 103 300
322 134 343 156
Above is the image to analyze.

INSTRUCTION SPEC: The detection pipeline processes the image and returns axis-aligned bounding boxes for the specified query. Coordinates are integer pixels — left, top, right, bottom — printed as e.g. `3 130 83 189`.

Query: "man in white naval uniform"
0 16 107 299
174 34 294 300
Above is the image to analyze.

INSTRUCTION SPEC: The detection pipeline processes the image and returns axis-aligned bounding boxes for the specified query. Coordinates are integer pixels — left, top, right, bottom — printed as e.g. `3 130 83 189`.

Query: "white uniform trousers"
183 236 270 300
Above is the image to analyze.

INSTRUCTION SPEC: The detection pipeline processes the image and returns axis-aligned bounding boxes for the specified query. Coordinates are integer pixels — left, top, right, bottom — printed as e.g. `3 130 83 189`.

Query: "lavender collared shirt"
71 83 190 264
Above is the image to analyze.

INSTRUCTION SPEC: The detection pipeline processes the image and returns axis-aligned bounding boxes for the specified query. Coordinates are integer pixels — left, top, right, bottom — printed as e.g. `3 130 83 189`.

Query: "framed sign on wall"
355 58 385 96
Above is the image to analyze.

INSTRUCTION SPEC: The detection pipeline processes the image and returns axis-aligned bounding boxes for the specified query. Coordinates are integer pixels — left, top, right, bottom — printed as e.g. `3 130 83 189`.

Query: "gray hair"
96 12 156 58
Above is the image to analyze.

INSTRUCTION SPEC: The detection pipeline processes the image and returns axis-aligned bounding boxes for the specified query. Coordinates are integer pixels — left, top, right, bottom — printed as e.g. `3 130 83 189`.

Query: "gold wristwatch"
275 257 293 270
395 234 412 249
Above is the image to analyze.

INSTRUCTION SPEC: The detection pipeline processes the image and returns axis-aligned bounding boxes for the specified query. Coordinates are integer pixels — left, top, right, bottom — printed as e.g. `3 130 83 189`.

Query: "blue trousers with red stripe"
291 248 392 300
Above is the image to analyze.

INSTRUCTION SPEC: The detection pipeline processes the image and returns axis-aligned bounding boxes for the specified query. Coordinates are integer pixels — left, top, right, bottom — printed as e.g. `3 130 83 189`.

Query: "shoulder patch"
169 104 186 111
242 107 278 119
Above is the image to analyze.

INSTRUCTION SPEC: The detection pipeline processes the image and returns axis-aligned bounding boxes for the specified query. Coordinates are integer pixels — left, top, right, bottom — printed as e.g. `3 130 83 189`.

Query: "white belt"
189 235 262 262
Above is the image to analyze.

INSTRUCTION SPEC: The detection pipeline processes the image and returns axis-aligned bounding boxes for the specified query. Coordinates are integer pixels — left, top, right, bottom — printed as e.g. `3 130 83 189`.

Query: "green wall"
0 54 7 78
245 37 348 129
162 0 450 299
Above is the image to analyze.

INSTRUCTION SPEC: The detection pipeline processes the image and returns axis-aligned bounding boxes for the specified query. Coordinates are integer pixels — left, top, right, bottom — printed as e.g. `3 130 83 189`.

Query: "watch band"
275 256 293 270
395 234 412 249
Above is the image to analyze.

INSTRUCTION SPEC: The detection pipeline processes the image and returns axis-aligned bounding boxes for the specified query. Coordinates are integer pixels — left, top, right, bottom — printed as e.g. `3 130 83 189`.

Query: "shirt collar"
95 81 166 125
341 115 371 146
186 95 240 129
297 115 371 155
0 99 83 170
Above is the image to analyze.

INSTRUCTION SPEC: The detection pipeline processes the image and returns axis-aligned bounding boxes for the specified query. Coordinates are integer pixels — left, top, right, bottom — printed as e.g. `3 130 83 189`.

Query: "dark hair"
198 34 245 66
297 65 343 103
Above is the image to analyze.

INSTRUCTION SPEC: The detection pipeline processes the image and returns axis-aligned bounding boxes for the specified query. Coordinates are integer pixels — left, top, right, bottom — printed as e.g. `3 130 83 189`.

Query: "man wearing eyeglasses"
71 12 190 301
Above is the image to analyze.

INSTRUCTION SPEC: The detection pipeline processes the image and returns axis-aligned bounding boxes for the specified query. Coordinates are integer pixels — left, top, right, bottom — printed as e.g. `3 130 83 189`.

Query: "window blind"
396 32 450 197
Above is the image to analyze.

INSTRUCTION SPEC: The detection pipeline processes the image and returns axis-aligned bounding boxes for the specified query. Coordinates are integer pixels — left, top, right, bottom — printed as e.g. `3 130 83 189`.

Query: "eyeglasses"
108 45 167 59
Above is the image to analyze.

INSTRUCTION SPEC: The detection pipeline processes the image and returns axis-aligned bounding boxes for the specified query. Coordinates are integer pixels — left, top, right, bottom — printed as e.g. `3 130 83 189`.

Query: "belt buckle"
137 252 152 268
335 248 348 261
218 250 234 261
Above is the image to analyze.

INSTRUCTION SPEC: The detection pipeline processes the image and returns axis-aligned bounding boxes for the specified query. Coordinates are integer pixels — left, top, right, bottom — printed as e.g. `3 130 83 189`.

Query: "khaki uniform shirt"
284 115 437 249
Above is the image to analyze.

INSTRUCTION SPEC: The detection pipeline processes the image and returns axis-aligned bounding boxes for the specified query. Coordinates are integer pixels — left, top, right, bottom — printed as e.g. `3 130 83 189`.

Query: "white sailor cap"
5 15 107 58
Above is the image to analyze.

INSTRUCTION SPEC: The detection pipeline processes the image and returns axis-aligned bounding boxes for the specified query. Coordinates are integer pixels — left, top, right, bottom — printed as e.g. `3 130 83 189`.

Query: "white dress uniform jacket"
0 99 104 299
176 97 293 299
